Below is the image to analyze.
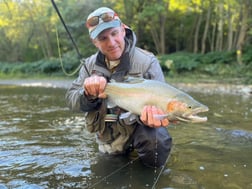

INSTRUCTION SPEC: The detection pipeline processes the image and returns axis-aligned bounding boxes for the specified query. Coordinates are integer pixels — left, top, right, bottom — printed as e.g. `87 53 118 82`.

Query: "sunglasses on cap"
86 12 118 28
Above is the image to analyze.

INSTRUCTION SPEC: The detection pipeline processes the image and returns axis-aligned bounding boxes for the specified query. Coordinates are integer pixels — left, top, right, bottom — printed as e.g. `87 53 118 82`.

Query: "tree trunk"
149 0 169 54
123 0 135 26
201 1 212 54
215 2 224 51
236 0 250 64
233 8 242 50
210 21 216 51
159 13 166 54
227 2 234 51
187 14 197 52
193 14 202 53
150 28 161 53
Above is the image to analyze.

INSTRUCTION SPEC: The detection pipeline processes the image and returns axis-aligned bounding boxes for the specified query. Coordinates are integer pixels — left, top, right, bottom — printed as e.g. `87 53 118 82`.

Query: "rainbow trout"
105 77 209 123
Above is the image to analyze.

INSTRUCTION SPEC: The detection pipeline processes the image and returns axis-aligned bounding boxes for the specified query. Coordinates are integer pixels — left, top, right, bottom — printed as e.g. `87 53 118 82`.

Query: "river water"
0 84 251 189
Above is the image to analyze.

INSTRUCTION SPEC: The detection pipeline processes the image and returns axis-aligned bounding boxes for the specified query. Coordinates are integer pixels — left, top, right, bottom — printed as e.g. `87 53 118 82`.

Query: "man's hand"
83 75 107 99
140 105 169 128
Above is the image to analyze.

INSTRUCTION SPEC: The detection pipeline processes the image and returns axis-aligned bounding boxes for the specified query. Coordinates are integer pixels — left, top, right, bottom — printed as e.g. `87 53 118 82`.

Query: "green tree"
0 0 104 62
0 0 251 63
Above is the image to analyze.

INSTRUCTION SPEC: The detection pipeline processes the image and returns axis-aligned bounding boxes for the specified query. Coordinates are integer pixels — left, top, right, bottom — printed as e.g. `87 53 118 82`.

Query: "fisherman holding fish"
66 7 173 168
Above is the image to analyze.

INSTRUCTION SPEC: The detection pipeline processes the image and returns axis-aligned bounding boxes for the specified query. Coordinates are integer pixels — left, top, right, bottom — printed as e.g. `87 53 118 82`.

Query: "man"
66 7 172 168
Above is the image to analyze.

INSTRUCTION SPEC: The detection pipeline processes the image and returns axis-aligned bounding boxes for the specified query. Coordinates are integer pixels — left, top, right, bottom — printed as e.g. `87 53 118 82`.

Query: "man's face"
92 26 126 61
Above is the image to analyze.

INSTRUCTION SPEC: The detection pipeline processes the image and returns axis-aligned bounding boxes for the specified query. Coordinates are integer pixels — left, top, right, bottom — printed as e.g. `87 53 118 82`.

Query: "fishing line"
150 125 172 189
51 0 90 76
87 156 140 188
55 26 83 76
150 128 158 178
151 164 166 189
151 128 160 188
151 147 172 189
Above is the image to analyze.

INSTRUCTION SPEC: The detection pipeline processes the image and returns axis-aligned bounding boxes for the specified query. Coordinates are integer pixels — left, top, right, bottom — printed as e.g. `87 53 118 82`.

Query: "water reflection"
0 86 252 188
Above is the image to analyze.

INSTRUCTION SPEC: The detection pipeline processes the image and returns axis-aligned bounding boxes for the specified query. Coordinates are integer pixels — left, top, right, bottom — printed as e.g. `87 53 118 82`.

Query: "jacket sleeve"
65 61 102 112
147 55 165 82
130 47 165 82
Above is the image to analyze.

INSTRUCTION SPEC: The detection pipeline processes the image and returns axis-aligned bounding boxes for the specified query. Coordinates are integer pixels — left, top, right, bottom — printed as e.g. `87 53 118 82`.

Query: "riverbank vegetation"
0 0 251 84
1 50 251 84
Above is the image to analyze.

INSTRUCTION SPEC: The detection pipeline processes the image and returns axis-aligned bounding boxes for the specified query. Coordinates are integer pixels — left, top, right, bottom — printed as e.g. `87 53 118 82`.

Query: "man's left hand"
140 105 169 128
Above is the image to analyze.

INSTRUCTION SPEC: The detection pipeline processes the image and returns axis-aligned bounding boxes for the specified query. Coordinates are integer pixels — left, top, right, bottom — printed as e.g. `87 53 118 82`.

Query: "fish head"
166 95 209 123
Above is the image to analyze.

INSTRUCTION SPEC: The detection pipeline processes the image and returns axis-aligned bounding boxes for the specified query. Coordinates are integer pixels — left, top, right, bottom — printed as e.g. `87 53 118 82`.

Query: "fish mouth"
179 106 209 123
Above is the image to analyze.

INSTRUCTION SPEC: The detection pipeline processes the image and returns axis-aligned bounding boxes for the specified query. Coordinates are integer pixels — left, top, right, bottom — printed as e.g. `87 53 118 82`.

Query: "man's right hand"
83 75 107 99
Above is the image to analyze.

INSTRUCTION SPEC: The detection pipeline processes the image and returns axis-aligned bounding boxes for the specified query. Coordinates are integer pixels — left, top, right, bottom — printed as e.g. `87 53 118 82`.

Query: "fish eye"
188 106 192 109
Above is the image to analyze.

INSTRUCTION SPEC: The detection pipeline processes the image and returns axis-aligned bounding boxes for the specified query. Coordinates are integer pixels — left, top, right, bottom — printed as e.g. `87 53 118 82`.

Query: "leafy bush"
197 51 235 65
159 52 200 74
40 60 59 73
242 45 252 64
158 50 251 83
0 51 81 77
171 53 200 72
0 62 13 74
0 50 252 84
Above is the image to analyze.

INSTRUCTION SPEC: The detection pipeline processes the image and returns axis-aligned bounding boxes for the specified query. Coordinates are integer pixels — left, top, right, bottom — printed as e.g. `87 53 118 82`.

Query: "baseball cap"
86 7 121 39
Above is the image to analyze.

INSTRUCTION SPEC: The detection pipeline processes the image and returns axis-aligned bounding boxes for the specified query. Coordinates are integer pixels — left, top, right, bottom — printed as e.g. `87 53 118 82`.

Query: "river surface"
0 84 252 189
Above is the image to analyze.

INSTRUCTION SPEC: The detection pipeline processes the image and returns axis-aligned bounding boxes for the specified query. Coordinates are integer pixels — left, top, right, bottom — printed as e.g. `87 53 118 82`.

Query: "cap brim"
90 20 121 39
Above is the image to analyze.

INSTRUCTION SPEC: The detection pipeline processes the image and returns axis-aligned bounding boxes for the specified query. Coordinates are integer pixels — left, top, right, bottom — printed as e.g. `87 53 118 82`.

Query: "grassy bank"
1 51 252 85
159 51 252 85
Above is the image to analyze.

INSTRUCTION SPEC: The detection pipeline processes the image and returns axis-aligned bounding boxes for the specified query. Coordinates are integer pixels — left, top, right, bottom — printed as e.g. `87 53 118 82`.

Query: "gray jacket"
66 28 165 154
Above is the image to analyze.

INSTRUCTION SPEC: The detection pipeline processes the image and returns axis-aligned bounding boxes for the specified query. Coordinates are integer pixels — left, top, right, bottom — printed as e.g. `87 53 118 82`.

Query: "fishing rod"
51 0 90 76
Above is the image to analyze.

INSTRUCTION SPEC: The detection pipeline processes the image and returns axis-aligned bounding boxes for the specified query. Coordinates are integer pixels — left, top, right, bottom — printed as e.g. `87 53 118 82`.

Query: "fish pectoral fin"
107 99 117 108
153 114 169 120
119 112 131 119
119 112 137 121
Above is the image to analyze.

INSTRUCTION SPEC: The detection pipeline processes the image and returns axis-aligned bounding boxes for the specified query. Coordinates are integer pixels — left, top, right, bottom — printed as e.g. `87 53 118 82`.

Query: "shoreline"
0 79 73 89
0 79 251 96
174 82 252 96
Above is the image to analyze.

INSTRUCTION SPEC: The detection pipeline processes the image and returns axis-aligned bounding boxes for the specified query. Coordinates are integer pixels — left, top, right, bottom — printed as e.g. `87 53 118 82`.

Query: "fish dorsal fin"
123 76 145 84
109 75 144 84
